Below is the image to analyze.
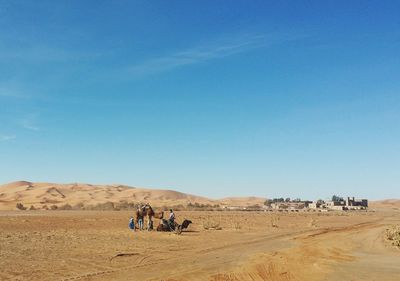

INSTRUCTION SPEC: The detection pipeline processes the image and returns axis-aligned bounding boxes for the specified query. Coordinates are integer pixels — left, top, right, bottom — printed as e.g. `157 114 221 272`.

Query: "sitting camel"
157 219 192 234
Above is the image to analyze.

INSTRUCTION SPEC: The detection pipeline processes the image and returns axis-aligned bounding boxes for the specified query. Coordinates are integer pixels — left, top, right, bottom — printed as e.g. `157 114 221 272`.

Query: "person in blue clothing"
128 216 135 231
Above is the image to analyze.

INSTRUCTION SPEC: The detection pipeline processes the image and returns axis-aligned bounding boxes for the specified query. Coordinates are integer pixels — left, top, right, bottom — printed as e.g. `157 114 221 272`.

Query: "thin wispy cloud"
19 116 40 131
0 135 16 141
127 34 270 77
21 122 40 131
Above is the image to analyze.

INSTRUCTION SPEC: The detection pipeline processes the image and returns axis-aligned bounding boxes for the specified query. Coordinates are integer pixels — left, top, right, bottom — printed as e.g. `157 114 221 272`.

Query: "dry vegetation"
270 215 280 228
385 225 400 247
203 216 222 230
14 201 263 212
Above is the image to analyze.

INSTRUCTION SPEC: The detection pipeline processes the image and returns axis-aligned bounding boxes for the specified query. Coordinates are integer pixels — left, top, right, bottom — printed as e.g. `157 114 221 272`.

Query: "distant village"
223 196 368 212
264 196 368 212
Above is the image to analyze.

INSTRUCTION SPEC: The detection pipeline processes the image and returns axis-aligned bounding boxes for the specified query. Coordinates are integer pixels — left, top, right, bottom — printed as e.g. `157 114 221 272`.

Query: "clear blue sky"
1 1 399 200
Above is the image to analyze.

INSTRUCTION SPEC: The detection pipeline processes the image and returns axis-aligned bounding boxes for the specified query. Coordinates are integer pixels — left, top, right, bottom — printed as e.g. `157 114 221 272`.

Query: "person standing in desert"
168 209 175 230
128 216 135 231
136 205 144 230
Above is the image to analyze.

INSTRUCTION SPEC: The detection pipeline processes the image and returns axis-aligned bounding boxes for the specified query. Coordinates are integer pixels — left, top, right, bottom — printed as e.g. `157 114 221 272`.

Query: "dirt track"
1 210 399 281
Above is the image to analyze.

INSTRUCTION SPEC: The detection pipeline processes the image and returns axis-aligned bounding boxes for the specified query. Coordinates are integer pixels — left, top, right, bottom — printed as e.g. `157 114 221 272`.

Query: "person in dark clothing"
168 209 175 230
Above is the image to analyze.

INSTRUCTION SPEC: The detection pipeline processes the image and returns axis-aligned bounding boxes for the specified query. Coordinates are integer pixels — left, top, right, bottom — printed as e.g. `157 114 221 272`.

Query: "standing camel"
143 204 164 230
135 205 145 230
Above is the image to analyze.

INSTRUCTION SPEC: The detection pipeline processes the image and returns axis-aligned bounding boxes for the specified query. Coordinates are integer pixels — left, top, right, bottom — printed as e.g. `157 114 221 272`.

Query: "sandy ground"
1 210 399 281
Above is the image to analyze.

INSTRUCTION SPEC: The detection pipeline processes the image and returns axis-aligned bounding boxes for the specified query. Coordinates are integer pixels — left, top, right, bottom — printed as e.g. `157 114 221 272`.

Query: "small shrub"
232 220 241 230
271 215 280 228
85 201 116 211
386 225 400 247
203 218 222 230
50 205 58 210
16 203 26 210
73 202 84 210
59 204 72 210
308 218 317 228
115 201 136 210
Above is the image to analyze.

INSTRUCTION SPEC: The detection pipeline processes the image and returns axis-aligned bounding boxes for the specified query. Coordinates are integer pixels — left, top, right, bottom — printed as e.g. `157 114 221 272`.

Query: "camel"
135 204 163 230
157 219 192 234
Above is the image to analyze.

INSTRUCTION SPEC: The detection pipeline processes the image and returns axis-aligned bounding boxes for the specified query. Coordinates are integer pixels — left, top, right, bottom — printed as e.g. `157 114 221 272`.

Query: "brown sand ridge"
370 199 400 210
0 181 265 210
218 196 267 207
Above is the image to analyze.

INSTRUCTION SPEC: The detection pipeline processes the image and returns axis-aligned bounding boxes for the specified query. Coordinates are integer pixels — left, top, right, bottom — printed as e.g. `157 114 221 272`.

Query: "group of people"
128 204 175 231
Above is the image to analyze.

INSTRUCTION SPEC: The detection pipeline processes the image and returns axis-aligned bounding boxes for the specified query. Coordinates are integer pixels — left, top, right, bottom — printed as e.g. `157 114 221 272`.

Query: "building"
345 197 368 208
270 202 307 210
309 202 322 209
320 197 368 211
325 200 346 210
267 197 368 211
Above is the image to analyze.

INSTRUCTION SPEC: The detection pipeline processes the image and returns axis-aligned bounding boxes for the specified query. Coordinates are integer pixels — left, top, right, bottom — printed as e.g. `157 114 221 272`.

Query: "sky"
1 0 399 200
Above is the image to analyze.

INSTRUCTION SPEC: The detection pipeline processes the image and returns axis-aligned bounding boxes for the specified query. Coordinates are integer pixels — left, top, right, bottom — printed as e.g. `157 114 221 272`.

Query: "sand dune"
370 199 400 210
219 196 266 207
0 181 265 210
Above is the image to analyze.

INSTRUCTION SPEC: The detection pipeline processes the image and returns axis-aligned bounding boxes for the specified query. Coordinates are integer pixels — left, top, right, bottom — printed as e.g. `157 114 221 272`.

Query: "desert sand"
1 208 400 281
1 182 400 280
370 199 400 211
